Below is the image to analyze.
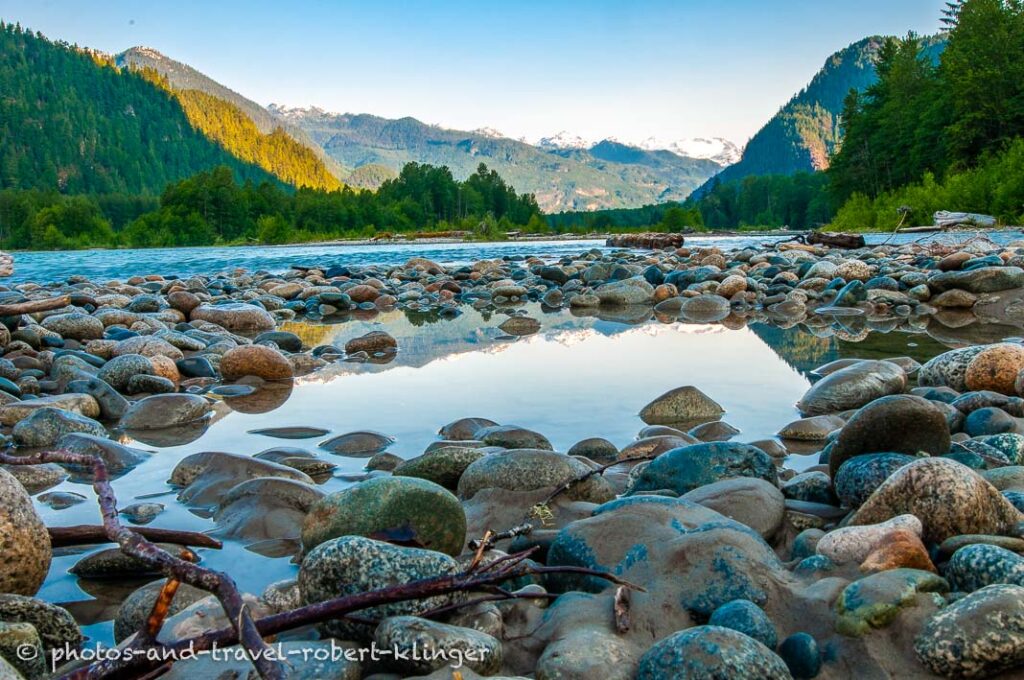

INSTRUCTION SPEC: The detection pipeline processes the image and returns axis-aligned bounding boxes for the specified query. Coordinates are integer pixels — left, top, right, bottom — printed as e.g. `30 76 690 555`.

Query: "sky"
2 0 947 146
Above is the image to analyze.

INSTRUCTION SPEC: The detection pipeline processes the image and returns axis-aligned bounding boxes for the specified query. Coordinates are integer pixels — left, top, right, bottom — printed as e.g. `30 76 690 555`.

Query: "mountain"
637 136 741 165
115 46 345 190
694 35 947 196
0 23 275 194
272 106 723 211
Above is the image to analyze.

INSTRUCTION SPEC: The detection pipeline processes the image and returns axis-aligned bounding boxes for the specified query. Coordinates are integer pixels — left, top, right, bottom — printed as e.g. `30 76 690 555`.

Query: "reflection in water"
29 301 997 646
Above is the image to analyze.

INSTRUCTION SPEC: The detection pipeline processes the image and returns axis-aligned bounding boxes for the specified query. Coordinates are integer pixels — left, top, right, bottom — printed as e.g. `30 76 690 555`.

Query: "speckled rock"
636 626 792 680
0 468 51 596
849 458 1023 543
965 343 1024 395
171 451 313 507
639 385 724 424
119 393 212 430
567 437 619 463
298 536 461 640
708 599 778 649
302 476 466 556
627 442 777 496
0 393 100 426
111 336 184 361
458 449 614 503
191 302 276 332
974 433 1024 464
834 568 948 637
595 277 654 305
0 594 82 653
319 430 394 456
438 417 499 441
915 584 1024 678
392 446 485 490
0 620 45 679
827 395 950 481
97 353 154 392
781 472 835 505
373 616 502 675
816 514 922 565
12 407 107 448
946 543 1024 592
919 345 988 392
219 344 293 381
40 312 104 340
212 477 324 543
928 265 1024 294
796 361 906 416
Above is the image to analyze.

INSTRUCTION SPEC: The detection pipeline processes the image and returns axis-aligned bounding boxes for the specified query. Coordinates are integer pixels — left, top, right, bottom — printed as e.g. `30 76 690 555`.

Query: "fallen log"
0 293 98 316
606 233 685 249
49 524 223 549
806 231 866 249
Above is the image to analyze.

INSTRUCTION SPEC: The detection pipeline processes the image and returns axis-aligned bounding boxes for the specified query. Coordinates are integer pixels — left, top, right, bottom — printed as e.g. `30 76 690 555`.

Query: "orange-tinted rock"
965 343 1024 395
859 529 936 573
653 284 678 303
167 290 201 314
345 331 397 355
346 285 380 303
219 345 293 381
149 354 181 385
938 251 973 271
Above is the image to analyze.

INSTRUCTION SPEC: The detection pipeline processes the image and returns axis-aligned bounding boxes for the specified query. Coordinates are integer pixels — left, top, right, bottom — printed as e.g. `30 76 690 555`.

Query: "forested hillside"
828 0 1024 230
694 35 945 196
0 22 275 194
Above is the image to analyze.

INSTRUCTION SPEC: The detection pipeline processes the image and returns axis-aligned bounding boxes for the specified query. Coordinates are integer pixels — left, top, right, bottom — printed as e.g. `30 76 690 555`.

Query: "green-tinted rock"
301 476 466 556
637 625 792 679
457 449 614 503
393 446 485 490
835 568 948 637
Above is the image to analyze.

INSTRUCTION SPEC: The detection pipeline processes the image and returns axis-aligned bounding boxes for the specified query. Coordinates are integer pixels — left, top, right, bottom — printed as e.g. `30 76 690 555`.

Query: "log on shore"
806 231 866 249
49 524 223 549
606 233 685 249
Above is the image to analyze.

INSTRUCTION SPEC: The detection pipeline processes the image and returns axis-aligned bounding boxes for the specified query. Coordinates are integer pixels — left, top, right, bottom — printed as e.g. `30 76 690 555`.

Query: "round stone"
301 476 466 557
0 468 52 595
219 345 293 381
708 599 778 649
637 625 791 679
965 343 1024 395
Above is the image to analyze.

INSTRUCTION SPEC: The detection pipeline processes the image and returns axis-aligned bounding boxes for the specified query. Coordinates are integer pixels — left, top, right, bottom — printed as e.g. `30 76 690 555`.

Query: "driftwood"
806 231 866 249
0 293 98 316
0 446 635 680
606 233 685 249
48 525 223 549
934 210 996 228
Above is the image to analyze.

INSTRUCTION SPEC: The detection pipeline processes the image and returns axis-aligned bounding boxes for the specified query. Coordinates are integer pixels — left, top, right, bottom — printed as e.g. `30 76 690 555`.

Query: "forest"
0 162 543 250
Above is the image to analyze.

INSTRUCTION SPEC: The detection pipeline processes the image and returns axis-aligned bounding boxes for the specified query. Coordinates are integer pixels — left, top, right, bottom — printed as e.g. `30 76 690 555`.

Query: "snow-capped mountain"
536 131 593 150
638 137 742 166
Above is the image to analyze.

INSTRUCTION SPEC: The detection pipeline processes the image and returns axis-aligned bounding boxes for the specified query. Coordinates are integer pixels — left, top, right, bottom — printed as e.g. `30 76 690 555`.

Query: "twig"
467 523 533 551
521 455 658 524
48 525 222 549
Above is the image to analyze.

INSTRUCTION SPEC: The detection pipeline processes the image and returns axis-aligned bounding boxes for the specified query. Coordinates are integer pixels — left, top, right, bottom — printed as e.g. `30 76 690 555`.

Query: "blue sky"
3 0 946 145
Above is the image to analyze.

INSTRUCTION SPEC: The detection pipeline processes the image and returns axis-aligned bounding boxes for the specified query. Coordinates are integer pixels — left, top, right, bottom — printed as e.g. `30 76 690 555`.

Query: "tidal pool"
31 299 967 646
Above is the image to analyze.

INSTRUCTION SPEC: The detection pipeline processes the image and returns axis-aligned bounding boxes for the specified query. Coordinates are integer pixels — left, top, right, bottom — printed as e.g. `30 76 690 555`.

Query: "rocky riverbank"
4 237 1024 677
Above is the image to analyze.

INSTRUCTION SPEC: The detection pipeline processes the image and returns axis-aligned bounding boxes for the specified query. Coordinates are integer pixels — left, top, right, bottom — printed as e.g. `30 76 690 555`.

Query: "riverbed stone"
119 393 212 430
946 543 1024 592
302 476 466 556
344 331 397 354
915 584 1024 679
849 458 1023 543
708 599 778 649
627 442 777 496
219 344 293 381
392 446 485 490
298 536 462 640
111 336 184 361
0 468 51 596
171 451 313 507
834 568 948 637
477 424 553 450
639 385 724 425
965 343 1024 395
12 407 106 447
919 345 988 392
636 626 791 680
928 265 1024 294
827 395 950 481
816 514 922 565
212 477 325 544
40 312 104 340
567 437 619 463
595 277 654 305
458 449 614 503
796 361 906 416
681 477 786 539
190 302 276 332
777 414 845 441
373 616 502 675
438 417 499 441
319 430 394 456
0 393 100 426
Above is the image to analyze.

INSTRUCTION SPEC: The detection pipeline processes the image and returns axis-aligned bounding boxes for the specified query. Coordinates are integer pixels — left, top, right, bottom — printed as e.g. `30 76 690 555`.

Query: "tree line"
0 162 544 250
